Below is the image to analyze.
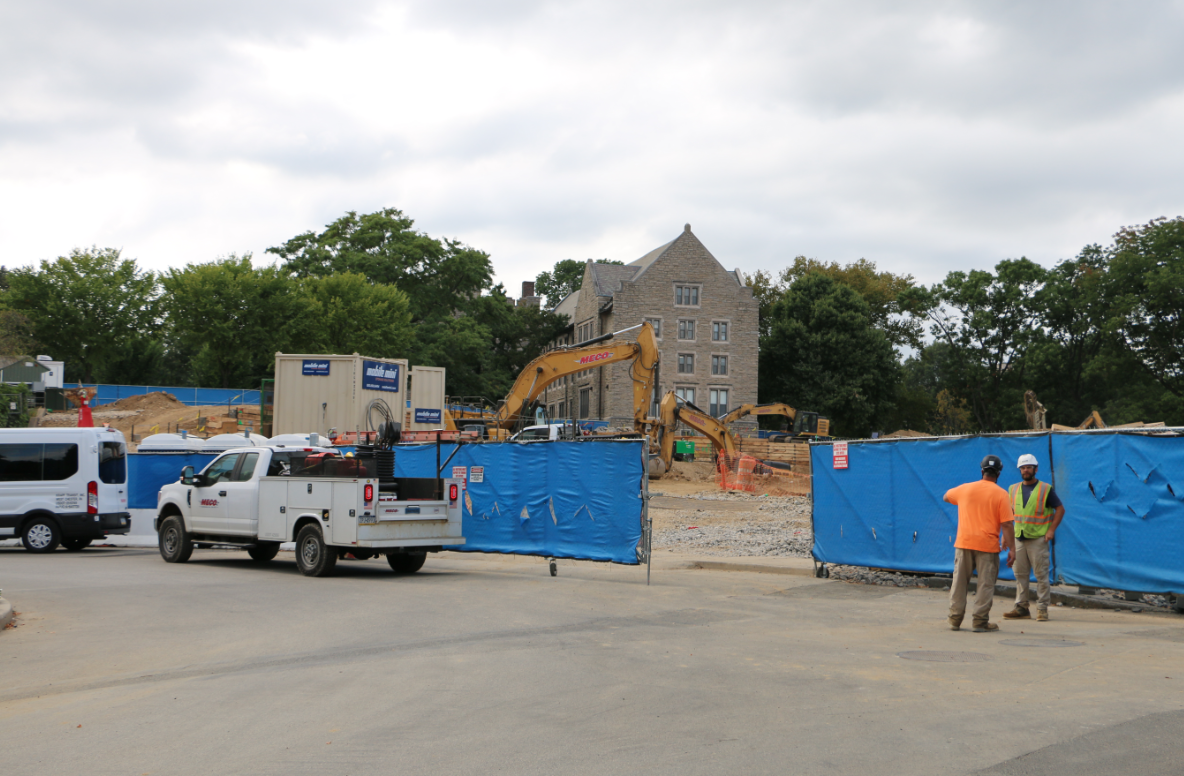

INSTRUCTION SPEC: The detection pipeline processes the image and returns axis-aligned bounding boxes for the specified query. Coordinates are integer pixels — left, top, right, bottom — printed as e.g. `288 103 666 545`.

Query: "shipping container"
406 366 447 431
272 353 409 437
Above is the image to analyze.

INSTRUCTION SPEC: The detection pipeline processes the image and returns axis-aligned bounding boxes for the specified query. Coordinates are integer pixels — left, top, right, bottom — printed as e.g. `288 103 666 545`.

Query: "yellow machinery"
651 391 738 477
717 402 829 441
444 322 660 440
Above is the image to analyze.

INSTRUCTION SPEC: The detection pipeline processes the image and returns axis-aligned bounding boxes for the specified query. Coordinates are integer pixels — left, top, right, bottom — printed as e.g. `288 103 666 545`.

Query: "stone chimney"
517 280 540 308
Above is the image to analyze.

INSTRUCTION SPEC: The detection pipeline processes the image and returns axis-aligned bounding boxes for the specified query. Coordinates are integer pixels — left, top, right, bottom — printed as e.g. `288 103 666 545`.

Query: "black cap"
981 455 1003 472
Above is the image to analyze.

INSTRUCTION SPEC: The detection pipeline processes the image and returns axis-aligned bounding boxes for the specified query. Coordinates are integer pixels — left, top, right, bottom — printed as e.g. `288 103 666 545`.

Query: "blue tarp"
811 435 1051 581
128 453 216 508
85 384 260 407
129 440 646 564
812 433 1184 592
1050 434 1184 592
393 441 645 564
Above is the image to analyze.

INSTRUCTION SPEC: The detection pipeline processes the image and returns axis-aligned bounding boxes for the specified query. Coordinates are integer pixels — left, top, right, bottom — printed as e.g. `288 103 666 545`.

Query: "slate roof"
551 289 581 318
588 263 639 296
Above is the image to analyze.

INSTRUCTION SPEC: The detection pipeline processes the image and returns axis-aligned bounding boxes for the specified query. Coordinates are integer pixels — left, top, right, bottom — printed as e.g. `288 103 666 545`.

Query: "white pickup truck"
154 445 464 577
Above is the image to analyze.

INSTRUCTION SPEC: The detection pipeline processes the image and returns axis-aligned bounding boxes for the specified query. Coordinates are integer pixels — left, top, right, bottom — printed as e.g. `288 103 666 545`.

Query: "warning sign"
833 441 849 470
470 466 484 483
452 465 467 484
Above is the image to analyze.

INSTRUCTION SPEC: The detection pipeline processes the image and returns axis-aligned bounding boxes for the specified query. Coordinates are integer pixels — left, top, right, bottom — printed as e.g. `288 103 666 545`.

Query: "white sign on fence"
833 441 849 470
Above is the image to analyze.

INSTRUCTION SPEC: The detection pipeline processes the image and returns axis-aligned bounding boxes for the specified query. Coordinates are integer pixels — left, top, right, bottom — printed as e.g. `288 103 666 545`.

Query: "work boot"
972 622 1000 633
1002 605 1031 620
1036 609 1049 622
948 616 962 631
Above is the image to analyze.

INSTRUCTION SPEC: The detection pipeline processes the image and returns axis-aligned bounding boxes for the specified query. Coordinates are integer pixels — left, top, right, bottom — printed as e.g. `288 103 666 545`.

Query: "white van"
0 427 131 552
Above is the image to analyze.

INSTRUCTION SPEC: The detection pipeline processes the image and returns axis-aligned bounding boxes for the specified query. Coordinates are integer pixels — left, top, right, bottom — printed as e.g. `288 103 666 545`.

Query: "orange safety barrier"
716 453 812 497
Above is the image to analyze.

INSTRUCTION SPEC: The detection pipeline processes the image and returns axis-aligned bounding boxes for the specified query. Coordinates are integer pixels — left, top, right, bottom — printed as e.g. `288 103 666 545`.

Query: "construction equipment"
717 402 829 441
652 391 738 477
443 322 660 440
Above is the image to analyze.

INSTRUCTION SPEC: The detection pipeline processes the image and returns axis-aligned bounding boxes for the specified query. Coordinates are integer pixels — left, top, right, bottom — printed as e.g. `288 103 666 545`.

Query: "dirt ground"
36 392 259 450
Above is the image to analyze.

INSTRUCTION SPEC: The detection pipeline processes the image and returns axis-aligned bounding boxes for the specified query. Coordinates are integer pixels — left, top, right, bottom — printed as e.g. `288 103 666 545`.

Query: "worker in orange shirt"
943 455 1016 632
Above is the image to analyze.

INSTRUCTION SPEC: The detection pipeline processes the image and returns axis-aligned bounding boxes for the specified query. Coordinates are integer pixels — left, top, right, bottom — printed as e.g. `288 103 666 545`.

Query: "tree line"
753 216 1184 437
0 209 569 400
2 209 1180 438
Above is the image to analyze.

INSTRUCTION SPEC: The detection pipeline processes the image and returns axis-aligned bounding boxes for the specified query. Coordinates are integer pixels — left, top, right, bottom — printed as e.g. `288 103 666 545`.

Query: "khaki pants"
949 549 1000 626
1014 537 1051 612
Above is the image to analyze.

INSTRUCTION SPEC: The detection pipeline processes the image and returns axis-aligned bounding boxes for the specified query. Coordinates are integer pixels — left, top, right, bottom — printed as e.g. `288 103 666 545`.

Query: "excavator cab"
793 411 820 436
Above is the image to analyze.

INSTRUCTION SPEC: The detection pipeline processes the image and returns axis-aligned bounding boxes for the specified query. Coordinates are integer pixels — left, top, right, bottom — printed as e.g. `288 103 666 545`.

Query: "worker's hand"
1006 548 1015 567
1045 531 1055 545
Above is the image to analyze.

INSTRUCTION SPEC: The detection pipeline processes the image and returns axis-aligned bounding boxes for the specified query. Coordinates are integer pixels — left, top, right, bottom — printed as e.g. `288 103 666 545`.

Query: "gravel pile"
828 566 930 587
651 494 813 557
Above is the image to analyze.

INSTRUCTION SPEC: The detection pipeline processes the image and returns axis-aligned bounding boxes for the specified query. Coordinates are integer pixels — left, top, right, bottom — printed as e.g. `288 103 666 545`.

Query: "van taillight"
364 484 374 502
449 484 458 501
87 481 98 514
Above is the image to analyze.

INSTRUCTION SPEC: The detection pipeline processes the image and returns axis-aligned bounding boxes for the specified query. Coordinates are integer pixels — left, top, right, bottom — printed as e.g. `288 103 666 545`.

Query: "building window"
675 285 700 306
558 401 566 418
710 388 729 418
712 321 728 342
677 320 695 340
675 387 696 404
579 389 591 419
645 317 662 338
677 354 695 374
711 355 728 375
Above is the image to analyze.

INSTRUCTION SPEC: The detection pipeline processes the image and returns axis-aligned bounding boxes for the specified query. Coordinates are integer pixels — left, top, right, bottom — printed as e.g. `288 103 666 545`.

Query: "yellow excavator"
650 391 738 477
717 402 829 441
443 322 660 440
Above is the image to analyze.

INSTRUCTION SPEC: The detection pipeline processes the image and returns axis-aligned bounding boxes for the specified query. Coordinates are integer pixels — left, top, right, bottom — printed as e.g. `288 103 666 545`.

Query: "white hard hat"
1017 454 1039 468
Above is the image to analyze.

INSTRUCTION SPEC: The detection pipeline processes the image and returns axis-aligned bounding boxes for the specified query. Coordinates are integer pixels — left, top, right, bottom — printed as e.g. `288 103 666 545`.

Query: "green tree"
268 208 493 322
780 257 922 349
5 248 158 383
759 273 900 437
1103 216 1184 397
534 259 622 308
741 268 784 341
905 258 1048 432
293 273 415 357
161 255 302 389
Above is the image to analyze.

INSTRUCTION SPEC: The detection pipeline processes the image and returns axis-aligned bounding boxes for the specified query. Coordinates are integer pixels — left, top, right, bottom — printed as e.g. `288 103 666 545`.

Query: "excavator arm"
718 401 829 438
654 391 738 474
490 322 659 433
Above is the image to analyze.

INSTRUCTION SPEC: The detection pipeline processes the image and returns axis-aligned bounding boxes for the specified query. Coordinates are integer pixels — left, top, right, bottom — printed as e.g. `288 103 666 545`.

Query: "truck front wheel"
248 542 280 562
159 516 193 563
295 525 337 577
387 552 427 574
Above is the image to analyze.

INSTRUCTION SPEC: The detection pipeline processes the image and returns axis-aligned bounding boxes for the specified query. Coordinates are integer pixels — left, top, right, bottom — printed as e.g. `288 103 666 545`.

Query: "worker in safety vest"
943 455 1015 633
1002 453 1065 622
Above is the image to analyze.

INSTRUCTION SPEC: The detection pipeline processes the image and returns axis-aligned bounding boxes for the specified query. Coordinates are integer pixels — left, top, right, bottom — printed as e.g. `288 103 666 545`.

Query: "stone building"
541 224 758 430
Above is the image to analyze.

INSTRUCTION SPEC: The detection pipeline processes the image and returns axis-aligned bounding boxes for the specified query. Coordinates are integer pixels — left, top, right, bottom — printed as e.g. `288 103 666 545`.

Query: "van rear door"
96 436 128 514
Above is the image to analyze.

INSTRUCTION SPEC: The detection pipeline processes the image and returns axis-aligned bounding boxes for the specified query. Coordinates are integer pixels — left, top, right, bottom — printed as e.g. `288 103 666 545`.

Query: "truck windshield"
98 441 126 484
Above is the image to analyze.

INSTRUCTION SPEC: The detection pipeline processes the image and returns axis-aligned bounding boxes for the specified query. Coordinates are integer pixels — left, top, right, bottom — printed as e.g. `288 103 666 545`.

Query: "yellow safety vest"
1009 480 1054 539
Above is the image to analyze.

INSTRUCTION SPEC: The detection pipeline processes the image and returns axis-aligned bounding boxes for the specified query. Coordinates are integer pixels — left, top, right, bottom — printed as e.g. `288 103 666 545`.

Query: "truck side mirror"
180 465 195 486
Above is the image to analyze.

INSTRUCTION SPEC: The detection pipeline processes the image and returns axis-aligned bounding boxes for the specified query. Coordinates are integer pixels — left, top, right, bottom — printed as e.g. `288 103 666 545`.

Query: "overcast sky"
2 0 1183 295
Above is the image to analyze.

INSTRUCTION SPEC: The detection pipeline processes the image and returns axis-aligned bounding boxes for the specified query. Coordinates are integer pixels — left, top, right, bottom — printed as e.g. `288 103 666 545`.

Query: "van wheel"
63 538 92 551
295 525 337 577
22 518 60 553
387 552 427 574
158 516 193 563
248 542 280 562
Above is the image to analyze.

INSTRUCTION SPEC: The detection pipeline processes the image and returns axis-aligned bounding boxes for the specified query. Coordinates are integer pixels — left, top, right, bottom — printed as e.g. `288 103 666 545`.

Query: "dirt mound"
664 461 717 483
104 392 187 413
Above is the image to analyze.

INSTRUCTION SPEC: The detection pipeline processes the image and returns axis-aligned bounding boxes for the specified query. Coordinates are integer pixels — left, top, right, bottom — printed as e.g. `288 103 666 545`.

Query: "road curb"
917 577 1164 612
0 598 13 632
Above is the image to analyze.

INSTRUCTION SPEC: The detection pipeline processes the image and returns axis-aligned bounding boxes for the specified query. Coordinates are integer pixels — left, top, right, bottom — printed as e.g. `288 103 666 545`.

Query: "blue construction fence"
128 439 646 565
811 432 1184 593
83 384 260 408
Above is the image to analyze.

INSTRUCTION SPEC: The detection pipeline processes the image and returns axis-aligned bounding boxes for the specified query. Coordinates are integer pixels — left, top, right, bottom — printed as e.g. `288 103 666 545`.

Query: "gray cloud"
2 0 1183 293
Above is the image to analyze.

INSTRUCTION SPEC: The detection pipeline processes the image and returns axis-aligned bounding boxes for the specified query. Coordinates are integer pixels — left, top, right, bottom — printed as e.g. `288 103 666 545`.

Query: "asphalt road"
2 546 1183 776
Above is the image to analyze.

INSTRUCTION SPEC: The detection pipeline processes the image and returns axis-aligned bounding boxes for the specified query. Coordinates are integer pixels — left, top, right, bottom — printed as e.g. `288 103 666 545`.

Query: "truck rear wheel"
295 525 337 577
248 542 280 562
22 517 60 553
159 516 193 563
387 552 427 574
